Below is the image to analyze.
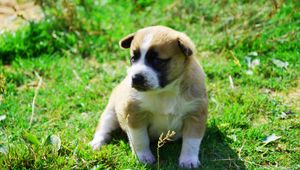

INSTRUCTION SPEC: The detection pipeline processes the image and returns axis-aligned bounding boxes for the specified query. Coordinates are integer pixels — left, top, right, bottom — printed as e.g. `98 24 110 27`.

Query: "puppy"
90 26 208 168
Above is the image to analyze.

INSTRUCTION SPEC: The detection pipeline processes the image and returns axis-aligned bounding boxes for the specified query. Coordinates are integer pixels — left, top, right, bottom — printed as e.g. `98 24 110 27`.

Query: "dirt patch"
273 78 300 112
0 0 43 32
283 78 300 112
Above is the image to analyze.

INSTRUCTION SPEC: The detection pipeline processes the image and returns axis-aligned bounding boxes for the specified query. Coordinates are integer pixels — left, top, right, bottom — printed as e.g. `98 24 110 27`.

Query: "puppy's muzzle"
132 74 148 91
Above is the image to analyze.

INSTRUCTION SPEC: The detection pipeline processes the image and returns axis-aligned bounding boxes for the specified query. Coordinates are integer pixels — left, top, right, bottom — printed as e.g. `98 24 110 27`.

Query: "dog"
89 26 208 168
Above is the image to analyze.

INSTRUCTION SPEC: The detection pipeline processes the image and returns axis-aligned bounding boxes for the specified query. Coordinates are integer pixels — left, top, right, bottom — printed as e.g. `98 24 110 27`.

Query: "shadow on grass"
110 125 245 170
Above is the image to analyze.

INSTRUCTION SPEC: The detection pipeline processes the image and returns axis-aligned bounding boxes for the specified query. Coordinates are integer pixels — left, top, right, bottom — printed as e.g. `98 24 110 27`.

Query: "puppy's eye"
130 55 139 63
146 49 170 66
152 57 169 65
130 50 140 64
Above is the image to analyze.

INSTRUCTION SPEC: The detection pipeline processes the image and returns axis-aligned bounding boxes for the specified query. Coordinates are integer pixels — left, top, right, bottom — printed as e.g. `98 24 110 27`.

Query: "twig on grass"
72 69 83 82
237 140 246 159
212 158 238 161
228 75 235 89
29 72 43 127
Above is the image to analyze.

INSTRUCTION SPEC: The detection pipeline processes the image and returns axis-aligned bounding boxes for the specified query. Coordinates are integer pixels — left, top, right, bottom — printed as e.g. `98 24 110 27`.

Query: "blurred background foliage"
1 0 298 62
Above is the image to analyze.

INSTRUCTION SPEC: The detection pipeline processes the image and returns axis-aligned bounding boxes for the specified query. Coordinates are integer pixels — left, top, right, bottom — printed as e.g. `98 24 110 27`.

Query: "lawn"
0 0 299 169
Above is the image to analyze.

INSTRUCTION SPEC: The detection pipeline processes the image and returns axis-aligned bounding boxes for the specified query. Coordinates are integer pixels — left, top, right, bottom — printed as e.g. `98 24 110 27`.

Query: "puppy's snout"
132 74 145 85
132 74 148 91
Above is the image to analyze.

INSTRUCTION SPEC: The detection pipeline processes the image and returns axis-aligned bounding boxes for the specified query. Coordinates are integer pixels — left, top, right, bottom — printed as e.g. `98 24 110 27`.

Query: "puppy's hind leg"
89 105 119 150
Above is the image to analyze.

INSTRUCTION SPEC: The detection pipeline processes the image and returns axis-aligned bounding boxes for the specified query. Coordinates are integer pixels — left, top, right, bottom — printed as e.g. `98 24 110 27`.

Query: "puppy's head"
119 26 195 91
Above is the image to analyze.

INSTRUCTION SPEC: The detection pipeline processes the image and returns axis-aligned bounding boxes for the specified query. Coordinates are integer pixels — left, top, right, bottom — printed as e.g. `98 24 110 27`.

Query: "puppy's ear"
177 33 195 57
119 33 135 49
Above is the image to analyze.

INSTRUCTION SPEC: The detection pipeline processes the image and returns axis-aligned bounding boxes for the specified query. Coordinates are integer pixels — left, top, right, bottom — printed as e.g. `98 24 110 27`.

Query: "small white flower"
0 115 6 121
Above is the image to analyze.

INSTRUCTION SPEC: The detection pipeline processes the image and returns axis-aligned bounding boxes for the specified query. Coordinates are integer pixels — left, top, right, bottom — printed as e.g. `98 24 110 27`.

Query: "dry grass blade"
158 130 176 148
72 69 83 82
157 130 176 170
29 72 42 127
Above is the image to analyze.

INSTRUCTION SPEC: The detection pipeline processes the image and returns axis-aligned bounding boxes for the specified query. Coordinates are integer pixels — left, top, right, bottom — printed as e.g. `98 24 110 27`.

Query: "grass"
0 0 299 169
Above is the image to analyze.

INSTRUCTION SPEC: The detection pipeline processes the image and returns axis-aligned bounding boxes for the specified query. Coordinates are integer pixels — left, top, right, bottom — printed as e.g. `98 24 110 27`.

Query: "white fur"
127 64 159 89
127 126 155 164
140 33 153 57
89 108 118 150
89 134 105 150
179 138 202 168
134 78 200 138
127 33 160 89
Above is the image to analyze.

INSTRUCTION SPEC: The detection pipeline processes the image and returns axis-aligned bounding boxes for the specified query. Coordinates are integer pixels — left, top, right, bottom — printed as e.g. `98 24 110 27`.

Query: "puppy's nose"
132 74 145 86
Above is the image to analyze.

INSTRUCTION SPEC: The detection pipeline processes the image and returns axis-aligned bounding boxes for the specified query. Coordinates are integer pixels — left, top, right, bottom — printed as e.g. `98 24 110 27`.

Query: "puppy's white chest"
137 90 198 138
141 92 191 115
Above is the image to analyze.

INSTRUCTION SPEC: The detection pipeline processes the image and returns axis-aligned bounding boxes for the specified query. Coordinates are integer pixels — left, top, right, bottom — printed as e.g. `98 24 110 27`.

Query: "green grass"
0 0 299 169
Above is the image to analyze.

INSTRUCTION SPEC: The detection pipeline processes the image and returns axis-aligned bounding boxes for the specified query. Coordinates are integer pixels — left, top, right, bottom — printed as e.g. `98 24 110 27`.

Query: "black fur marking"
145 48 170 87
130 49 141 64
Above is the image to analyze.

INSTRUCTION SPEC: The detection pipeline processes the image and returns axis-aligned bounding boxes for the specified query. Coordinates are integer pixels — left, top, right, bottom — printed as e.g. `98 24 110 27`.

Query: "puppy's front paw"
89 138 105 150
179 156 200 169
136 150 155 164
